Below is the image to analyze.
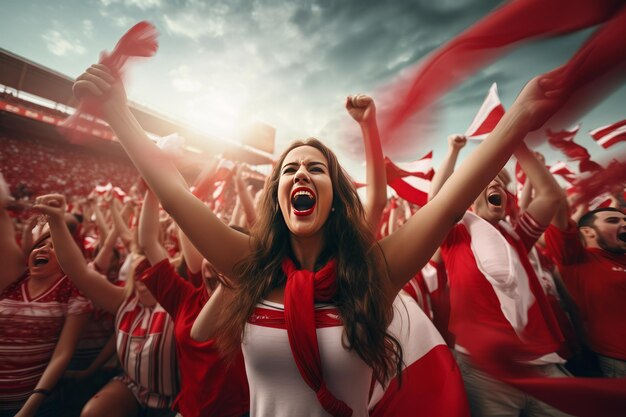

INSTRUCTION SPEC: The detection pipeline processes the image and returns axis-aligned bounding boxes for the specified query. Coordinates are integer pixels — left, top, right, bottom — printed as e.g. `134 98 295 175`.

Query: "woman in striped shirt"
34 193 179 417
0 173 92 417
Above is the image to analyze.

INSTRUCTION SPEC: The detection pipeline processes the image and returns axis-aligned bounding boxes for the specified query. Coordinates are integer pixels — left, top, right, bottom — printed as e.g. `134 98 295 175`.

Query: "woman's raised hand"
346 94 376 124
72 64 127 111
509 70 566 132
33 194 67 220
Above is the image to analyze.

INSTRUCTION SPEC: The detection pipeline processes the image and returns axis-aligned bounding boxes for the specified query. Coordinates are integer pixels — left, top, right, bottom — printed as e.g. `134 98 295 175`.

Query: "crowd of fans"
0 133 137 203
1 69 625 417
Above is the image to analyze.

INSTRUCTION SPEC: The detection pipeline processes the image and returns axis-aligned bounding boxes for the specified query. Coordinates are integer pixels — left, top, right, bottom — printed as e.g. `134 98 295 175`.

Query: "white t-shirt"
242 300 372 417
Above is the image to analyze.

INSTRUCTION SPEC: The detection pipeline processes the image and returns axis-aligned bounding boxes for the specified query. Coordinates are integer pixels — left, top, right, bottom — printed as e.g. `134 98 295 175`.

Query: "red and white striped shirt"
114 294 179 409
0 273 92 410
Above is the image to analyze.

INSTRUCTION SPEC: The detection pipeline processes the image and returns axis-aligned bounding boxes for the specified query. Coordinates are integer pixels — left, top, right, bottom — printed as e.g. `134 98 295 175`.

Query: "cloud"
170 65 204 92
42 30 86 56
163 11 226 40
99 0 163 9
126 0 163 10
83 20 94 38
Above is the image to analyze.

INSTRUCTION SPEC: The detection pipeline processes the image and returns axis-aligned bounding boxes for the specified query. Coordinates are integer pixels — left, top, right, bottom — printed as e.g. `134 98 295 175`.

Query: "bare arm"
20 215 38 257
234 165 257 227
65 334 116 380
0 172 26 293
91 198 110 238
179 226 204 274
388 197 399 235
381 75 565 292
346 95 387 232
514 144 563 226
191 283 235 342
34 195 125 314
110 198 132 247
73 65 250 279
519 178 533 213
15 312 90 417
428 134 467 201
138 189 169 265
92 225 119 273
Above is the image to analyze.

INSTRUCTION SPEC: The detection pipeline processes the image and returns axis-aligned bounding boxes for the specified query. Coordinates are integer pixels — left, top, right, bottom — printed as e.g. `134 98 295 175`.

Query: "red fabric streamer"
383 153 434 206
570 160 626 208
465 83 505 141
590 119 626 149
387 176 430 207
59 21 159 143
547 127 602 174
282 258 352 417
459 323 626 417
378 0 624 153
384 153 434 182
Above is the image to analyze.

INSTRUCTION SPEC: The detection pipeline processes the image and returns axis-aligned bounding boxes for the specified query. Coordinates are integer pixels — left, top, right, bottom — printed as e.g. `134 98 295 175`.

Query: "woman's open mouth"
487 192 502 207
291 187 316 217
34 256 49 266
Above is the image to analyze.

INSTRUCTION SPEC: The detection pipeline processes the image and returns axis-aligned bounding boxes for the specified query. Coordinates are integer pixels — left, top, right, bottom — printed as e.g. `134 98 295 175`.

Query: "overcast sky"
1 0 624 181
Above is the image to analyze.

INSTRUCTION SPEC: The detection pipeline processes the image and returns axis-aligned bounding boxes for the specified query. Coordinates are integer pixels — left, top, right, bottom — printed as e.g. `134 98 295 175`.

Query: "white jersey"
242 300 372 417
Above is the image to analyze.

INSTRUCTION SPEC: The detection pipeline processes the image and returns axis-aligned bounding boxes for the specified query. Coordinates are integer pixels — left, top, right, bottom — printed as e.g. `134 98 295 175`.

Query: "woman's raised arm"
34 194 125 314
381 74 565 292
73 64 251 279
346 94 387 232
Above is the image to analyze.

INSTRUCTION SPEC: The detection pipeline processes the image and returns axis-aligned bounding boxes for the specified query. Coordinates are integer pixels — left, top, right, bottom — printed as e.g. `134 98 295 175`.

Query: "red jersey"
544 222 626 360
140 260 249 417
441 211 563 360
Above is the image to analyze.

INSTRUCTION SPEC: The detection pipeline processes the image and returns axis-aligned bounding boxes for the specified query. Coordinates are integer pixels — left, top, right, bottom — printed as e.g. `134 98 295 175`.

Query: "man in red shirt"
545 203 626 377
432 137 570 417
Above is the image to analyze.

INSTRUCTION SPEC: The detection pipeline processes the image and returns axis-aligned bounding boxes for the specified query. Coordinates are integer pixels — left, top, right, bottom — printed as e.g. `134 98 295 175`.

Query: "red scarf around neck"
282 257 353 417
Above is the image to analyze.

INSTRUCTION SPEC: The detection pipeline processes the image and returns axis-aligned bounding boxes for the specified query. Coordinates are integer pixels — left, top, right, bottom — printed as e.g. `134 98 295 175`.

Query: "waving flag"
466 83 505 141
549 162 577 184
385 152 434 206
378 0 626 157
60 21 159 143
546 126 603 173
571 160 626 209
94 183 113 194
393 152 434 179
590 119 626 149
385 152 434 181
547 126 584 159
369 292 470 417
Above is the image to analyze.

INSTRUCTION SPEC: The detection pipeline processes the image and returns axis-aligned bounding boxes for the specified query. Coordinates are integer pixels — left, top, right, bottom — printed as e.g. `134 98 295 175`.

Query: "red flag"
466 83 505 141
546 126 603 174
379 0 622 143
571 160 626 208
112 186 127 201
214 159 235 182
385 153 433 206
369 292 470 417
387 176 430 207
59 21 159 143
547 126 585 160
94 182 113 194
548 162 576 184
590 119 626 149
385 152 434 182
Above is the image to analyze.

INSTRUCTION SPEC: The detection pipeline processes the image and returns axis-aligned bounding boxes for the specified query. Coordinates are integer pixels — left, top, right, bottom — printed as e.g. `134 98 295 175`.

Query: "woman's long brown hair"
216 138 403 383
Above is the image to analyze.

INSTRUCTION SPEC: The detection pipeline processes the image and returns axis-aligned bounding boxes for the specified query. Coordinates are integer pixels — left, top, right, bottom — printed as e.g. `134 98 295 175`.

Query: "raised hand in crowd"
428 134 466 202
346 94 387 232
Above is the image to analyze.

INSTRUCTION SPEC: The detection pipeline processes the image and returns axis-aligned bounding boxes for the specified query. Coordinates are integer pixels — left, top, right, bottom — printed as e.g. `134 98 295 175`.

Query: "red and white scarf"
282 257 353 417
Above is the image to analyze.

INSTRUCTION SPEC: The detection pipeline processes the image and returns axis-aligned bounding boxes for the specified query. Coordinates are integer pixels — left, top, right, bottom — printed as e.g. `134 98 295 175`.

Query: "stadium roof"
0 48 274 165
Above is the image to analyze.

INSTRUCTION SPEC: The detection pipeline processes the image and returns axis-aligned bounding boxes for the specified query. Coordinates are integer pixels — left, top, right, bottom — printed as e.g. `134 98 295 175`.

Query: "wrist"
103 102 131 125
30 388 52 398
